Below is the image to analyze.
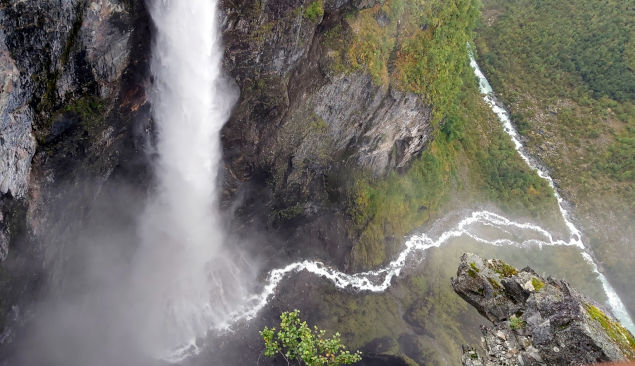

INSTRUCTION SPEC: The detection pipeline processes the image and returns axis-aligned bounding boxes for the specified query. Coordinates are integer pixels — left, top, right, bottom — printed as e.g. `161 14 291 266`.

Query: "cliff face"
453 253 635 365
219 0 434 266
0 0 153 348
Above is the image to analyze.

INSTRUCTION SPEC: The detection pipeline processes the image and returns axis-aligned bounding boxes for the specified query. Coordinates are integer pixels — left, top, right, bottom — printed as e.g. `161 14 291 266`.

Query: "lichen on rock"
452 253 635 365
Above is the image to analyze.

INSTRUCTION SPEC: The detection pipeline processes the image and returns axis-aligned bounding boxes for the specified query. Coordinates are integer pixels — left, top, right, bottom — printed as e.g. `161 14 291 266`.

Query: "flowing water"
148 2 633 362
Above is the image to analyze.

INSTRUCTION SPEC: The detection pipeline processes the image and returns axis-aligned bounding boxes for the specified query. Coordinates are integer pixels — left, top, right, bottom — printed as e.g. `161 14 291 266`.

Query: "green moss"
487 259 518 278
311 116 329 132
487 276 502 291
60 3 85 67
584 304 635 358
509 315 526 330
467 269 477 278
470 262 480 272
272 203 305 223
303 1 324 21
531 277 545 291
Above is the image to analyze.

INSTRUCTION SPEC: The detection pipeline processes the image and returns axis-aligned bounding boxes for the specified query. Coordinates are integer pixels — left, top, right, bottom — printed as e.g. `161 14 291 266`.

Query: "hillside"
475 0 635 318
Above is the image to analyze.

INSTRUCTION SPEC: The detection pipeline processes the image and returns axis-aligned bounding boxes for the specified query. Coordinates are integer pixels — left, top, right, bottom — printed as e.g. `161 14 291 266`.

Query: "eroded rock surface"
453 253 635 365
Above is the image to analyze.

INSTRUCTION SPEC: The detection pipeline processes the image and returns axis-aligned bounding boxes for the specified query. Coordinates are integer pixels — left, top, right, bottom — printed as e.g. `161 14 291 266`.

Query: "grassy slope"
321 0 562 271
474 0 635 315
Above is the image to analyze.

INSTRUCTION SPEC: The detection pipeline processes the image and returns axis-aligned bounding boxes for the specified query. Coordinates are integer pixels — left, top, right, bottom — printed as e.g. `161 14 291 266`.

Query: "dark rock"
453 253 635 365
0 0 152 357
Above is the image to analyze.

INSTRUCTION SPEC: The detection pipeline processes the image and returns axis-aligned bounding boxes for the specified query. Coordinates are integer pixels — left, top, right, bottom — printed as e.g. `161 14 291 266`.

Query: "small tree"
260 310 362 366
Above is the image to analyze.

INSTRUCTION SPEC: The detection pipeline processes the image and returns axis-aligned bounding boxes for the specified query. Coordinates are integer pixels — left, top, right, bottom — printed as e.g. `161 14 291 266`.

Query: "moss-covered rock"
454 253 635 365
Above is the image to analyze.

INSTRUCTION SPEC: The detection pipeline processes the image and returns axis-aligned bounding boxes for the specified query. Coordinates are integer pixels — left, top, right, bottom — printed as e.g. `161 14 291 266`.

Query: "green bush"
261 310 362 366
304 1 324 21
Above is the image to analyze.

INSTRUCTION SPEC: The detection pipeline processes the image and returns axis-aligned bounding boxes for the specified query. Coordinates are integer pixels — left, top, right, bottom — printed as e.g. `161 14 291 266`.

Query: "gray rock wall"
219 0 434 265
0 30 35 198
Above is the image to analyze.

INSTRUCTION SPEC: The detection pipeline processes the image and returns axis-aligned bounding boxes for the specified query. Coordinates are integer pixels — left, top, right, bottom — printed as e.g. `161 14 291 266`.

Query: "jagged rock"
312 72 432 174
452 253 635 365
0 27 36 198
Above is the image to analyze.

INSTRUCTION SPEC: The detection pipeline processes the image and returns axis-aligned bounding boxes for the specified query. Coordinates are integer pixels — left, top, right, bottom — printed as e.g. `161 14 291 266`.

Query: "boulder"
452 253 635 365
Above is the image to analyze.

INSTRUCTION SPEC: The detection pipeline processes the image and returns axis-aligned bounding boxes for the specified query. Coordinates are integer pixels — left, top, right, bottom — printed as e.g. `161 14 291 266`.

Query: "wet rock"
0 230 7 262
77 0 132 98
453 253 635 365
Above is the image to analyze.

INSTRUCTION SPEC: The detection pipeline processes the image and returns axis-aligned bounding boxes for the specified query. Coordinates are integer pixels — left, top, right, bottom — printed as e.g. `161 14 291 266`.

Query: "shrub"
261 310 362 366
304 1 324 21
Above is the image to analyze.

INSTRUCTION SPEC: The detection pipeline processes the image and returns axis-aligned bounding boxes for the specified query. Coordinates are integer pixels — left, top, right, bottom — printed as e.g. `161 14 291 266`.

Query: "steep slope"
474 0 635 318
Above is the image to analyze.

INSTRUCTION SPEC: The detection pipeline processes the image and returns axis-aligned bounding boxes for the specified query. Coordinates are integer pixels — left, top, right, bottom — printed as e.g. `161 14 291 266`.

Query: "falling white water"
469 55 635 333
136 0 243 357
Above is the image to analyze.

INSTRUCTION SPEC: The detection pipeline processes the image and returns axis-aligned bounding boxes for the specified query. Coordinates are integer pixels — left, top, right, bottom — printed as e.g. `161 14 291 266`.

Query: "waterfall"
138 0 242 355
469 55 635 333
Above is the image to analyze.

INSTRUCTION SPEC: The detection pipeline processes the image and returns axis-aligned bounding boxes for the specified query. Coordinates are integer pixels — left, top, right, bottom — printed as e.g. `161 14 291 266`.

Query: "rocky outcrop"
0 0 143 256
452 253 635 365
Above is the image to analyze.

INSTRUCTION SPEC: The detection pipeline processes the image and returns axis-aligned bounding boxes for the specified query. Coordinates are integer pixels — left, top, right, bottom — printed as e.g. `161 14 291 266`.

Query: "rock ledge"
452 253 635 365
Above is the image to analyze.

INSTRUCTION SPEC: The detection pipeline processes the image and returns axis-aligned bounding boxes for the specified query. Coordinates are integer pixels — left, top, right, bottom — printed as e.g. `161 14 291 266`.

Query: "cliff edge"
452 253 635 365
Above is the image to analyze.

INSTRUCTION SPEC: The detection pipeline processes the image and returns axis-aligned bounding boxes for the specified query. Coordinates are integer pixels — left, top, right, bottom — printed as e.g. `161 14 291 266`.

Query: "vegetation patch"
487 259 518 278
509 315 526 330
584 304 635 358
303 1 324 22
531 277 545 292
340 0 480 124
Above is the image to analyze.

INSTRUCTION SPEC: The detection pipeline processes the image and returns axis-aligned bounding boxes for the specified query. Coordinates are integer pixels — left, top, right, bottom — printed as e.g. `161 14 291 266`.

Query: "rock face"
0 17 35 199
452 253 635 365
0 0 152 354
220 0 434 265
